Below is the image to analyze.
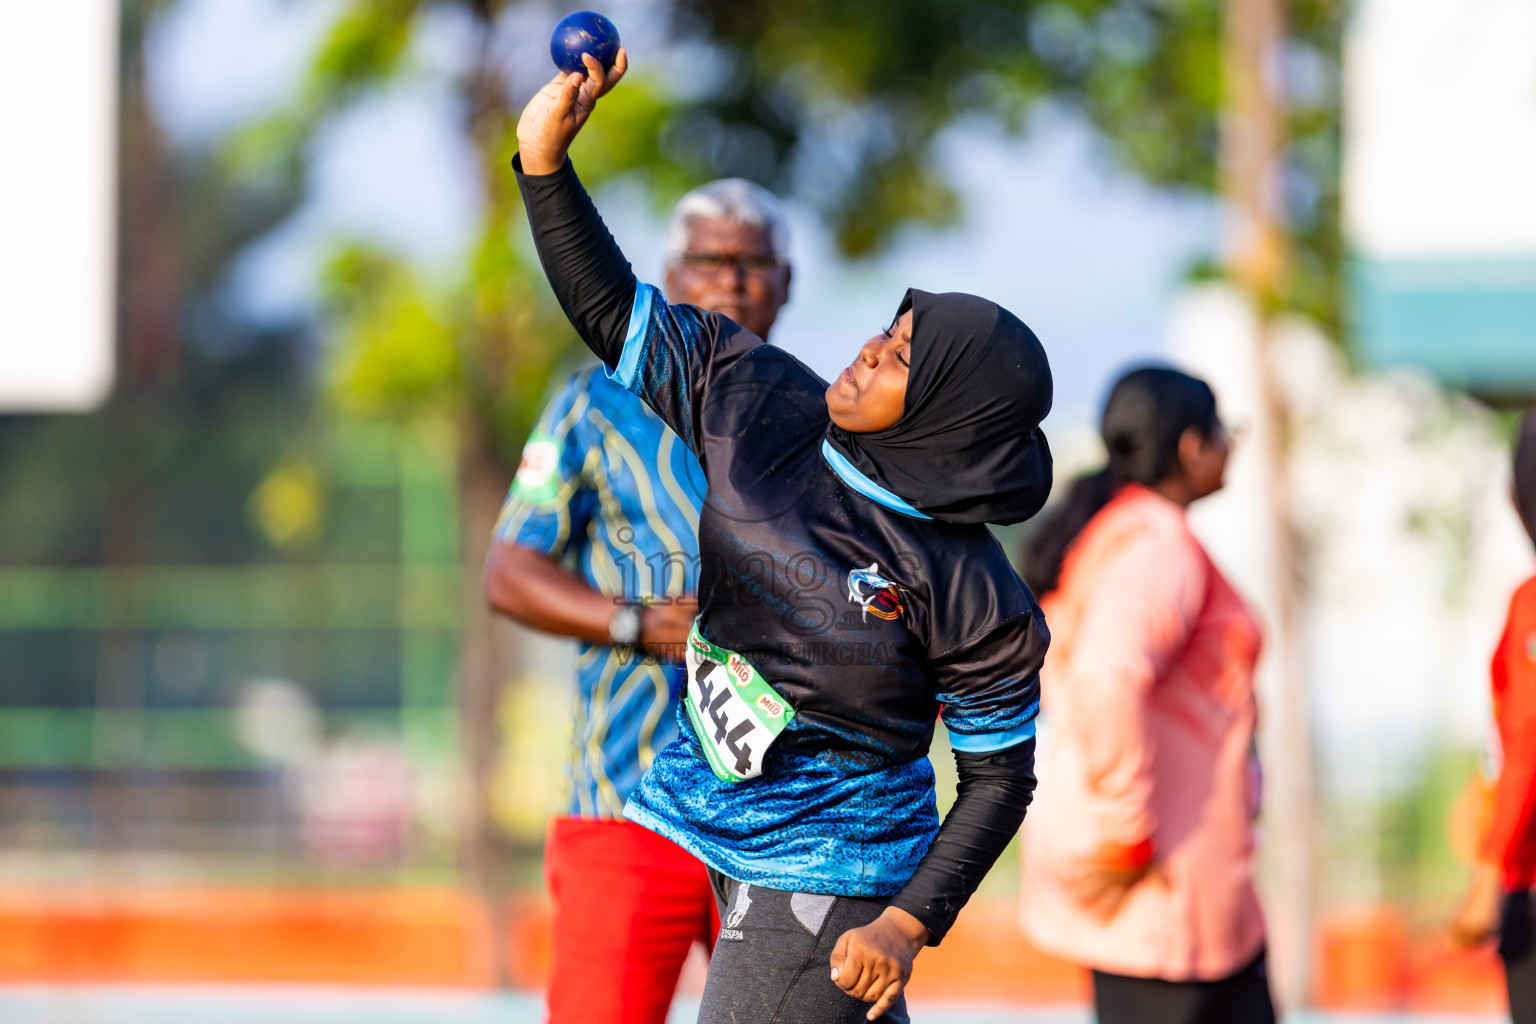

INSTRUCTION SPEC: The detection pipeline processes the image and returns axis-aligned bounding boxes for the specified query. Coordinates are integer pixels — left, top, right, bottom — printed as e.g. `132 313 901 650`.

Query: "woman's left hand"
830 906 929 1021
1449 862 1503 948
1077 860 1155 919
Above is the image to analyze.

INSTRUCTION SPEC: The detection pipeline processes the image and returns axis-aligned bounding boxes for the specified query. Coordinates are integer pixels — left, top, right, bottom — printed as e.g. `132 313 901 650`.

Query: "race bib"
684 624 795 783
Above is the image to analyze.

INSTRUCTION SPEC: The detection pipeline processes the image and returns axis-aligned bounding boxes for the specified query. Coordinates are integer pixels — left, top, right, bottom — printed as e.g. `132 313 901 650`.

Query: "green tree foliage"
120 0 311 388
247 0 1343 464
233 1 696 463
668 0 1343 322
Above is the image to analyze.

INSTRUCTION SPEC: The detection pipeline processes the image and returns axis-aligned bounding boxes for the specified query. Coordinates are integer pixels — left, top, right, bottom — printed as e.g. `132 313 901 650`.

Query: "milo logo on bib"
683 623 796 784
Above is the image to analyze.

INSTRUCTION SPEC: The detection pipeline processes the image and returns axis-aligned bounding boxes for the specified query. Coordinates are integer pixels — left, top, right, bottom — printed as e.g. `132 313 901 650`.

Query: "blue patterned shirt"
494 366 704 818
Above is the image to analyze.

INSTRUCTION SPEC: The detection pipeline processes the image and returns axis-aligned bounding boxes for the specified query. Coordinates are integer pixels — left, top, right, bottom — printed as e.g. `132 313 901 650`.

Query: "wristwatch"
609 605 643 649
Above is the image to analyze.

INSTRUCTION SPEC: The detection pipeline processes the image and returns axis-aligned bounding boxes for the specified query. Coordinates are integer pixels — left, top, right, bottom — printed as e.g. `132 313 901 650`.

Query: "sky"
146 0 1218 434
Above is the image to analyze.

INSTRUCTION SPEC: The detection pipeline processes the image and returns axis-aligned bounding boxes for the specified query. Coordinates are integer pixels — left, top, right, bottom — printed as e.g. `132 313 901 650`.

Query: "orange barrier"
1312 906 1504 1014
0 887 543 987
0 887 1510 1013
906 900 1089 1005
0 886 1080 1000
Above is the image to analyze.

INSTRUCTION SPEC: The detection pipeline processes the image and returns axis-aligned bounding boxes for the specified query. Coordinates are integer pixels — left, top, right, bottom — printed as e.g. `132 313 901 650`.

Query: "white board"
1346 0 1536 259
0 3 119 412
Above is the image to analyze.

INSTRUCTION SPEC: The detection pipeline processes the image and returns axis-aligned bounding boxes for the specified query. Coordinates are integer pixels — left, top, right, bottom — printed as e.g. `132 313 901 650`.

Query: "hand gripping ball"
550 11 621 76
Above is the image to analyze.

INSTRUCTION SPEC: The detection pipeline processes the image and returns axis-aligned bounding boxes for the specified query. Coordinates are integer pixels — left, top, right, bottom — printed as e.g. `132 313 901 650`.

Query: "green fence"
0 408 464 869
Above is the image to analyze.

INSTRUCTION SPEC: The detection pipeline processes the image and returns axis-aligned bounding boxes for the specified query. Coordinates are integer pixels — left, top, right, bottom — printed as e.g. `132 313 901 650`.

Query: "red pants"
545 817 718 1024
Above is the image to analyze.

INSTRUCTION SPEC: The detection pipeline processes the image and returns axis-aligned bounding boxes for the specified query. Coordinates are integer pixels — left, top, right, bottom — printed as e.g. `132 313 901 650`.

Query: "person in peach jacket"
1019 367 1273 1024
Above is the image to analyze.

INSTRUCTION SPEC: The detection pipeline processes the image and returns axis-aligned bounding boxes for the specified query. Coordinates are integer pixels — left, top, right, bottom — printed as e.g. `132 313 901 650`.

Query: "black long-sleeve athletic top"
515 155 1044 943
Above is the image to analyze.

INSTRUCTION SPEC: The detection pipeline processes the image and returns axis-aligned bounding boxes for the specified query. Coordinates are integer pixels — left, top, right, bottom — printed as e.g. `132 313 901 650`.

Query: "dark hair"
1021 366 1219 595
1516 409 1536 547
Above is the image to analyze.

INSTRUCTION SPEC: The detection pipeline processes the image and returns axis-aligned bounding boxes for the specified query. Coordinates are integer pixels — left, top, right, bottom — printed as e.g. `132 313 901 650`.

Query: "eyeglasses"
675 251 785 276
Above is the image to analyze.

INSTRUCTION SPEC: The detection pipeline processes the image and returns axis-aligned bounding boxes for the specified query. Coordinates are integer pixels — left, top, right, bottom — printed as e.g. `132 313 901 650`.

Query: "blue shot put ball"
550 11 621 76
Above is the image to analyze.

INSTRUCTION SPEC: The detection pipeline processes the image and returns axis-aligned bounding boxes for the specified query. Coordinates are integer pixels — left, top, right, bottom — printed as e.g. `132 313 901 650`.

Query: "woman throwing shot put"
515 53 1051 1024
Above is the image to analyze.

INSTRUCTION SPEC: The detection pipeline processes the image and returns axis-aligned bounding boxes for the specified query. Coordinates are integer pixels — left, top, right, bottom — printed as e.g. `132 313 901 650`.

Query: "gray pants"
697 869 910 1024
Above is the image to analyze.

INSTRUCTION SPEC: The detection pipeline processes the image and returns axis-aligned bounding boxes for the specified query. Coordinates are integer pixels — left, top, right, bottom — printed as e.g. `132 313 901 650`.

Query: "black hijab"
825 288 1053 526
1516 409 1536 546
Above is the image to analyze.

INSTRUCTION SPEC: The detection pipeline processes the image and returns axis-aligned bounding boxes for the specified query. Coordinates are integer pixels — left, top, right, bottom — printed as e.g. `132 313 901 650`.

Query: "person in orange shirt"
1450 409 1536 1024
1019 367 1273 1024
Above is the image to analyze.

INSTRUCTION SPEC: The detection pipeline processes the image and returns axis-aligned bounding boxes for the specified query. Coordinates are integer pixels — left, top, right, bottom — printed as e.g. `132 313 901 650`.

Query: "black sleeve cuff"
888 892 950 948
511 151 571 182
888 736 1038 945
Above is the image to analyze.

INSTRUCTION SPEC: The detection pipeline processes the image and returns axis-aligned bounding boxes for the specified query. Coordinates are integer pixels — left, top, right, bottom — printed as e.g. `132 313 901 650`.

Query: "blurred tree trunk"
1221 0 1315 1009
118 0 181 384
456 14 519 989
97 0 174 849
457 433 514 988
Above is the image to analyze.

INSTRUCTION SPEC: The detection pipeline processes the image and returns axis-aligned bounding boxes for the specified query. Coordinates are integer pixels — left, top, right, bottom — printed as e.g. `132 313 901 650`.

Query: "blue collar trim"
820 439 932 520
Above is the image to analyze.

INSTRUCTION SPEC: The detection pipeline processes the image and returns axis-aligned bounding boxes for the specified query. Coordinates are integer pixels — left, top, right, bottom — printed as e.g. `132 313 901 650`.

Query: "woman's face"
1182 421 1232 501
826 309 913 433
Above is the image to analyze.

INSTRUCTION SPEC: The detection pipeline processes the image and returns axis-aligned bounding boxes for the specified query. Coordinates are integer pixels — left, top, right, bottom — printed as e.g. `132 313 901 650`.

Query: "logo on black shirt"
846 564 905 623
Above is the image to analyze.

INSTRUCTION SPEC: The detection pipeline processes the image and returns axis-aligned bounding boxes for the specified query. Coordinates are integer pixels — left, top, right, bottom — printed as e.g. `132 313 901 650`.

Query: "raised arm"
515 55 638 368
514 55 764 457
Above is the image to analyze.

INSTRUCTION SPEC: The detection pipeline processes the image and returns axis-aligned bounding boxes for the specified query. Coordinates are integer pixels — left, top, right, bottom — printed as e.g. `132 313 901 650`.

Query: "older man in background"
484 179 791 1024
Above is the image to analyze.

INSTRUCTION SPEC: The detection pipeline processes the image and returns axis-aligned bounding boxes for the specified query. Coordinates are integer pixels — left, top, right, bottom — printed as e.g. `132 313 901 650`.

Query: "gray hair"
665 179 790 262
